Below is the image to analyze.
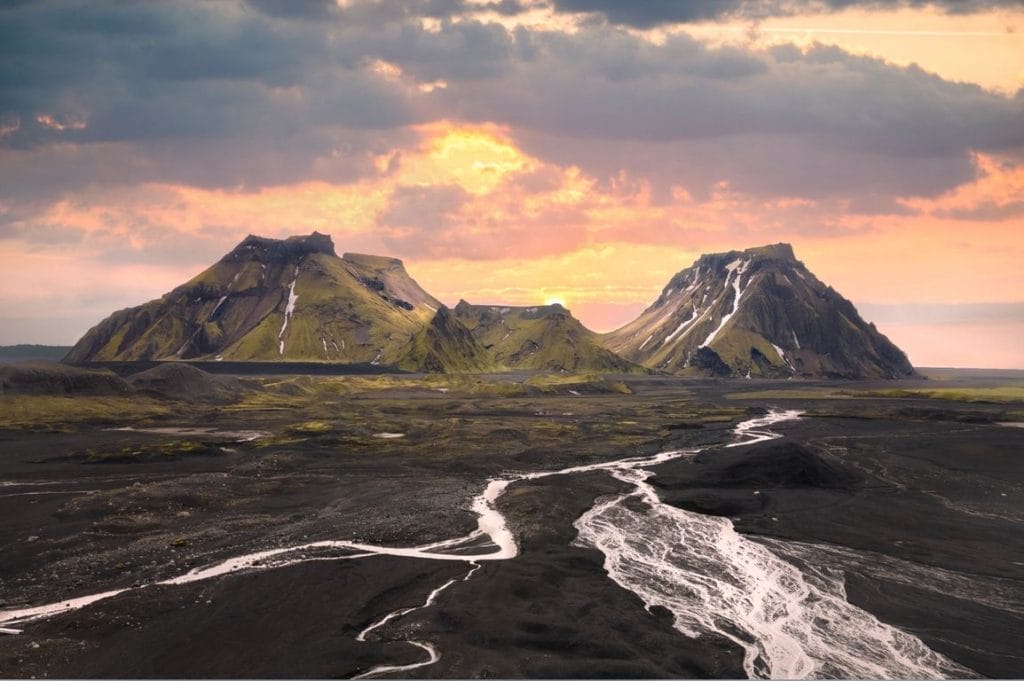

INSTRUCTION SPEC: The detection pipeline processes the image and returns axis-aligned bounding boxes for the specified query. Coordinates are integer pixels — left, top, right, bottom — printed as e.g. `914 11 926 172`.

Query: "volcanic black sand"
1 367 1022 677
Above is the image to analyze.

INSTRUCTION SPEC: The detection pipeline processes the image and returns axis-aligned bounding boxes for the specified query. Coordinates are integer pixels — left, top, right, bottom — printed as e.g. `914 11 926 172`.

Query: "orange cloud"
4 122 1022 367
902 153 1024 220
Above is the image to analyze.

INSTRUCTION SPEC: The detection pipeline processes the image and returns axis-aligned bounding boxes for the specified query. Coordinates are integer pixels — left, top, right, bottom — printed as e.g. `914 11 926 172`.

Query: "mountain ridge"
65 234 914 378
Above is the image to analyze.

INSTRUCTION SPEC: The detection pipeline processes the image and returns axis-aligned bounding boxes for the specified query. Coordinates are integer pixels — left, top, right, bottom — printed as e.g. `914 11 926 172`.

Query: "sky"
0 0 1022 368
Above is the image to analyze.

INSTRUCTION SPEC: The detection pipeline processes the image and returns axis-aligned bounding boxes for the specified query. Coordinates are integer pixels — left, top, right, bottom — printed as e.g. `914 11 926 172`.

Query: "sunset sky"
1 0 1022 368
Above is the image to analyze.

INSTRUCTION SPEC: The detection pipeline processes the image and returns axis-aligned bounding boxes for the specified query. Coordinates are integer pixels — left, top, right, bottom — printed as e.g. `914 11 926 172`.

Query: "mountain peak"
695 243 797 271
605 243 914 379
744 242 795 261
228 231 336 261
430 304 454 325
398 305 495 373
454 301 571 320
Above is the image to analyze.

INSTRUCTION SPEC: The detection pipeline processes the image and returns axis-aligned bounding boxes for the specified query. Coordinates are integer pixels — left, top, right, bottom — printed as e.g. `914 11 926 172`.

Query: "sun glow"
395 123 534 195
544 296 567 307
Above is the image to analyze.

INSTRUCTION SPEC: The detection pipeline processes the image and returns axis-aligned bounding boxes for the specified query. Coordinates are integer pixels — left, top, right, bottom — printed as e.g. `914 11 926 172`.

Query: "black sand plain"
0 365 1022 678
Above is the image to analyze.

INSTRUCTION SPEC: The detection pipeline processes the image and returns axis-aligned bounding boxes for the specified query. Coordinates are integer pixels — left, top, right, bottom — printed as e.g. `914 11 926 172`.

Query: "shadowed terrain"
0 366 1021 677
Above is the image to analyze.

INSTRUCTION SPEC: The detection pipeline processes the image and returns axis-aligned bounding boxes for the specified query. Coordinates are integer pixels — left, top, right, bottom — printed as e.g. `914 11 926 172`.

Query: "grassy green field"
0 395 172 430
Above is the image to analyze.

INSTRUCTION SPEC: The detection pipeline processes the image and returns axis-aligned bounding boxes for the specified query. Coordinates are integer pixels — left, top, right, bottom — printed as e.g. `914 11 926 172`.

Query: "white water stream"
573 417 971 678
0 410 971 678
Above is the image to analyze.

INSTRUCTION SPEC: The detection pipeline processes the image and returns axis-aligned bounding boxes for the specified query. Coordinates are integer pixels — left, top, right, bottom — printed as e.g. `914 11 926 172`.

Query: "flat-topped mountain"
65 233 443 366
603 243 915 379
453 301 641 373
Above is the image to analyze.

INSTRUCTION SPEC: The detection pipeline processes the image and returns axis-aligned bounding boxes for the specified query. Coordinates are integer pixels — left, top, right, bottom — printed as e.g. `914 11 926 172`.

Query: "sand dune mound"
127 362 245 402
656 441 863 491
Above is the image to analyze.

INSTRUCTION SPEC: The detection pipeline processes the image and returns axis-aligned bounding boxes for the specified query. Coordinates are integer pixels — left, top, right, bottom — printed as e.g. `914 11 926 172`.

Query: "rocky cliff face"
603 243 915 379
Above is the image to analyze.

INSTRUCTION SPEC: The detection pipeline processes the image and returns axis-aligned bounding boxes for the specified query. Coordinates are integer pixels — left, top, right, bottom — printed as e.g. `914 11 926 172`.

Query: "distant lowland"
60 233 912 379
0 345 73 363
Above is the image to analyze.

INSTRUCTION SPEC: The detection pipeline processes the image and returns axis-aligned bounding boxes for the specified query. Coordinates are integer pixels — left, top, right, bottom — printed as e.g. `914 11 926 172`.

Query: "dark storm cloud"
437 30 1023 198
446 33 1022 158
551 0 750 27
0 1 514 148
0 0 435 197
243 0 528 23
0 0 1021 209
243 0 339 20
550 0 1024 27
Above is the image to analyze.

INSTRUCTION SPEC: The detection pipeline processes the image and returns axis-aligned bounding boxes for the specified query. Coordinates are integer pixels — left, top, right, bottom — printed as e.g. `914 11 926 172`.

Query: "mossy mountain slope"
603 243 915 379
396 306 498 373
65 233 442 365
453 301 641 373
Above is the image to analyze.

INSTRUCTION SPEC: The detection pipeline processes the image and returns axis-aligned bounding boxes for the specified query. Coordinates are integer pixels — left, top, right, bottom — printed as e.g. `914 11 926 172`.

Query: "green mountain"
603 243 915 379
65 233 443 365
64 232 632 373
453 300 642 373
396 306 497 373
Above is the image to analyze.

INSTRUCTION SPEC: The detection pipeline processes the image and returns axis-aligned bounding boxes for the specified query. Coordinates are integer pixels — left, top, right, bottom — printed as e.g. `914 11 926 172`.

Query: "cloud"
379 183 470 246
451 33 1022 154
550 0 1024 28
936 199 1024 221
901 152 1024 220
441 32 1022 200
243 0 339 20
550 0 750 27
2 1 1021 207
